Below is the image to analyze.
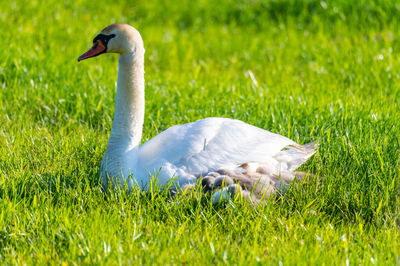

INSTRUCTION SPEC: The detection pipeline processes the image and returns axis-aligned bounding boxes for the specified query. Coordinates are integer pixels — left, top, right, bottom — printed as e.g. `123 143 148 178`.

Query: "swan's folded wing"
138 117 296 177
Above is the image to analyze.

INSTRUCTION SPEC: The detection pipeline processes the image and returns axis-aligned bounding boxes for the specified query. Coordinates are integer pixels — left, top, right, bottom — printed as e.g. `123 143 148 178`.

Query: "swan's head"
78 24 143 62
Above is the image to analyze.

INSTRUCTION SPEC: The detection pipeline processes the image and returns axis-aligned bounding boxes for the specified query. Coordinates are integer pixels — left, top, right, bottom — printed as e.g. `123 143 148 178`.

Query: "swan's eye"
91 34 116 50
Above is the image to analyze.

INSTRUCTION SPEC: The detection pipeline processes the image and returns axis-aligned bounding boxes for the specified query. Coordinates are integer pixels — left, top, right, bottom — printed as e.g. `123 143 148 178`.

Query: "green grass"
1 0 400 264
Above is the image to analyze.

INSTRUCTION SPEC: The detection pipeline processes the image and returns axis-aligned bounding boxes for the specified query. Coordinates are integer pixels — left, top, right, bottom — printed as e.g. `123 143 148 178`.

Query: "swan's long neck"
102 46 145 181
111 51 144 144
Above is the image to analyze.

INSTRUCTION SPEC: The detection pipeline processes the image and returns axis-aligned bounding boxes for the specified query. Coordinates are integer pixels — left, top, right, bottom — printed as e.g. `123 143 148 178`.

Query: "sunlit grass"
1 0 400 264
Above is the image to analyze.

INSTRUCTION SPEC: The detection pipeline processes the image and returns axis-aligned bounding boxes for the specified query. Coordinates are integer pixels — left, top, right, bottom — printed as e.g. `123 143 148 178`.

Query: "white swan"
78 24 316 202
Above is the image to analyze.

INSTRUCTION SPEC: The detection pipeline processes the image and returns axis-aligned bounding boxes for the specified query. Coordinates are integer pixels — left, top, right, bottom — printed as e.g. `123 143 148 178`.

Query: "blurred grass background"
1 0 400 264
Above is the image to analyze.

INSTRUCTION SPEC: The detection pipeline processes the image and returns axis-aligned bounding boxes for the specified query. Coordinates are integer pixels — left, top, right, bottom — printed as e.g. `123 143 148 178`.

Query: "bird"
78 24 316 203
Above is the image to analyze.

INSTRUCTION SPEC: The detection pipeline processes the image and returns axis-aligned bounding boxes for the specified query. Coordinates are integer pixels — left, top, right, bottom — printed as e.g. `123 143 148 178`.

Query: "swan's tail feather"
190 141 318 205
274 141 317 172
301 141 318 155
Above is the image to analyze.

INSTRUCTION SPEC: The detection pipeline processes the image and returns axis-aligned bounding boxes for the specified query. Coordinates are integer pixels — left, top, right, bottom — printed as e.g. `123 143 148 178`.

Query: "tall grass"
0 0 399 264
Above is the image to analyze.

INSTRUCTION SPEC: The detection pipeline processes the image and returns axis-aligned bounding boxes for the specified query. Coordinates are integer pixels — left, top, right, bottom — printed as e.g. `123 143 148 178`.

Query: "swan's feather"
135 117 315 190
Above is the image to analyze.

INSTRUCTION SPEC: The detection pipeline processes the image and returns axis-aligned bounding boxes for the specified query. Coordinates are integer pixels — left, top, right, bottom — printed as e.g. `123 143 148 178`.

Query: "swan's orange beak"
78 40 106 62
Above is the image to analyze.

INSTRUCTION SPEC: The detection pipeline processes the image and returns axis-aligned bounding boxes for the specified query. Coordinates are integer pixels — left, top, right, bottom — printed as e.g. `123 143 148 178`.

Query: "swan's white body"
117 117 298 189
79 24 315 198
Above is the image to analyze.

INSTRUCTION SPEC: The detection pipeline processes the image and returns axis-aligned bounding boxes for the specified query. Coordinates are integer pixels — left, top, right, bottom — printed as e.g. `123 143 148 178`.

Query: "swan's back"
138 117 314 188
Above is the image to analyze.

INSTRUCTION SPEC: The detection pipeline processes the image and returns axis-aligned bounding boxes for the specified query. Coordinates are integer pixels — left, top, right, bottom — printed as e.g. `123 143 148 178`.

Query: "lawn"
1 0 400 264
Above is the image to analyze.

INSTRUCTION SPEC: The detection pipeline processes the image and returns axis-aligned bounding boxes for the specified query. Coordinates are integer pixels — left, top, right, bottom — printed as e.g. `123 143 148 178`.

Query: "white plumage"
139 117 297 185
78 24 316 202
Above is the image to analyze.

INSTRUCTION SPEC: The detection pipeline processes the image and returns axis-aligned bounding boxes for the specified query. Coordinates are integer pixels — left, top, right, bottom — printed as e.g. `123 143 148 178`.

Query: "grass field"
1 0 400 264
